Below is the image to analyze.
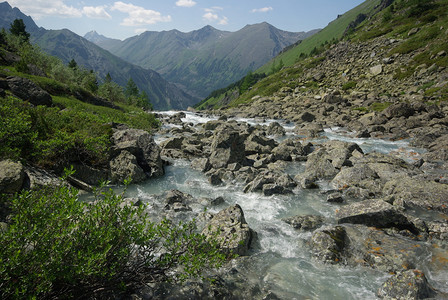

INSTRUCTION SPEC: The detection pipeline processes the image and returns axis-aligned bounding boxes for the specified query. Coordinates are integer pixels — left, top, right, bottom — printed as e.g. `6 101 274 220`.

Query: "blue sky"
7 0 365 40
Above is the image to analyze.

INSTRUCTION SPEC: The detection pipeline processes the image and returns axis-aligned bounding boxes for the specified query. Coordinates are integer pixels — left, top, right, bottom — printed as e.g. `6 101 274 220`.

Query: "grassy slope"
257 0 381 74
229 0 448 108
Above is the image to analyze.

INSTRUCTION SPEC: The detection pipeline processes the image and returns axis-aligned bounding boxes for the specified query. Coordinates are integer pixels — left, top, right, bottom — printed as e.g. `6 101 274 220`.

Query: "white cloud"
135 28 147 35
111 1 172 26
82 6 112 20
175 0 196 8
203 7 227 25
251 7 273 13
8 0 82 19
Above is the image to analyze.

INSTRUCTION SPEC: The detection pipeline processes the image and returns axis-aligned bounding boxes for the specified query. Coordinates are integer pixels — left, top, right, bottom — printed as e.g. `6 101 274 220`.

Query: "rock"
407 27 420 36
109 150 147 184
323 92 344 104
266 122 286 136
0 159 25 194
332 164 379 189
244 132 278 155
370 65 383 76
159 137 184 149
282 215 324 230
383 102 414 119
377 269 437 300
202 204 254 256
298 111 316 122
72 164 108 186
310 226 346 264
6 76 52 106
163 189 193 212
426 220 448 241
209 129 246 169
191 158 211 172
111 129 164 178
383 177 448 214
327 192 344 203
262 183 292 196
272 139 306 161
209 173 223 186
22 166 61 190
336 199 416 232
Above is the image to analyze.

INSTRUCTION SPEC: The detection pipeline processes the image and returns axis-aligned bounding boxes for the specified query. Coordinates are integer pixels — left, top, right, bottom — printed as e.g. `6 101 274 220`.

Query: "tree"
105 72 112 83
68 58 78 69
9 19 30 43
124 77 139 98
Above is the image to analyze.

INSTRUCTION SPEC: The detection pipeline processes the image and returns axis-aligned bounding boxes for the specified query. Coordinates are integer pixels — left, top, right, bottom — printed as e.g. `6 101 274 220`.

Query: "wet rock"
209 173 223 186
336 199 416 232
377 269 437 300
266 122 286 136
426 220 448 241
262 183 292 196
6 76 52 106
0 159 25 194
209 129 246 169
163 189 193 212
272 138 306 161
109 150 147 184
383 177 448 214
332 164 379 189
112 129 164 178
191 157 212 172
327 192 344 203
244 132 278 155
310 226 346 264
202 204 254 256
159 137 184 149
282 215 324 230
244 171 295 194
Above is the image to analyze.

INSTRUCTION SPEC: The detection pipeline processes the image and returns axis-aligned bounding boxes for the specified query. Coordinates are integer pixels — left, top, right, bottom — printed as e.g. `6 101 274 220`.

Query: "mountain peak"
84 30 115 43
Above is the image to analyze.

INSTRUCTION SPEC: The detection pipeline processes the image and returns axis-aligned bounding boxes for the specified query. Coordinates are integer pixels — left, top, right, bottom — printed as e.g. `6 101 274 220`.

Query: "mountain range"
0 1 196 110
87 24 319 99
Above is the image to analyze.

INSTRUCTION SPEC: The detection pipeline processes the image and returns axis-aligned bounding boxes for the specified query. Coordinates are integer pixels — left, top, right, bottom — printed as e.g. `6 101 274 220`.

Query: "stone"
244 133 278 155
209 129 246 169
202 204 254 256
6 76 52 106
336 199 416 232
0 159 25 193
191 158 211 172
370 65 383 76
331 164 379 189
112 129 164 178
298 111 316 122
109 150 147 184
310 226 346 264
266 122 286 136
407 27 420 36
163 189 193 212
377 269 437 300
282 215 324 230
383 102 414 119
262 184 292 196
327 192 344 203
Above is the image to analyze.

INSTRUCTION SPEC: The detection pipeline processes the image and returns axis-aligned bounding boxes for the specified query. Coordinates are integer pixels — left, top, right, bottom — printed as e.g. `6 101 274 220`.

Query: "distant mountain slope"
0 1 197 110
84 30 118 44
91 23 318 98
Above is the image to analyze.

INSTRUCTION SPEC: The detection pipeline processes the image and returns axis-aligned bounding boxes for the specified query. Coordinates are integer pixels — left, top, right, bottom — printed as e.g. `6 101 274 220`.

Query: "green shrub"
342 81 357 91
370 102 392 112
0 174 227 299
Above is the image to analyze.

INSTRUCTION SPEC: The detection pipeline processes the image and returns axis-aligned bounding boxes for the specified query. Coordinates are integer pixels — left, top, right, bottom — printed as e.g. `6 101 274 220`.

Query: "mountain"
0 1 197 110
83 30 117 44
91 23 319 99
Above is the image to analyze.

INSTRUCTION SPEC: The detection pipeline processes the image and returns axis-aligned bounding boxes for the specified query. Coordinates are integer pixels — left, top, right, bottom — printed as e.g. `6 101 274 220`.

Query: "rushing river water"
121 111 445 299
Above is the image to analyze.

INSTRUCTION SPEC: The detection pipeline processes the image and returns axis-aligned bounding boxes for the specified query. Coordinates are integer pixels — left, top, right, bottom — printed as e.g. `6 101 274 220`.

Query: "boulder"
266 122 286 136
244 132 278 155
109 150 147 184
282 215 324 230
383 177 448 214
327 192 344 203
163 189 193 212
202 204 254 256
383 102 414 119
336 199 416 232
370 65 383 76
0 159 25 193
209 129 246 169
377 269 437 300
6 76 52 107
191 158 211 172
111 129 164 178
332 164 379 189
310 226 346 264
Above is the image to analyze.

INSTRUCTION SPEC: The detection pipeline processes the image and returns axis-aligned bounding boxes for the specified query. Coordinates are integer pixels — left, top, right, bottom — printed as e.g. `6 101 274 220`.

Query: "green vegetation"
370 102 392 112
342 81 357 91
0 172 227 299
0 20 158 169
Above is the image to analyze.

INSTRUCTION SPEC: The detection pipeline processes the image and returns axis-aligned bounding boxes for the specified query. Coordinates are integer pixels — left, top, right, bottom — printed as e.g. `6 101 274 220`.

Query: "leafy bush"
0 174 227 299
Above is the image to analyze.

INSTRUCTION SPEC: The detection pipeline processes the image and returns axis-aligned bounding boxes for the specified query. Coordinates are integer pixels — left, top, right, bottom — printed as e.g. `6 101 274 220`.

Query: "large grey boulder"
336 199 415 232
310 226 346 264
209 129 246 169
109 150 147 184
202 204 254 256
244 132 278 155
383 177 448 214
383 102 415 119
377 269 437 300
0 159 25 193
111 128 164 179
6 76 52 106
282 215 324 230
332 164 379 189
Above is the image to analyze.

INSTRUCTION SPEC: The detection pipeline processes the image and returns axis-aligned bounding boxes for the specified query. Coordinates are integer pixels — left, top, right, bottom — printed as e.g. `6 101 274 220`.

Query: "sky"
6 0 366 40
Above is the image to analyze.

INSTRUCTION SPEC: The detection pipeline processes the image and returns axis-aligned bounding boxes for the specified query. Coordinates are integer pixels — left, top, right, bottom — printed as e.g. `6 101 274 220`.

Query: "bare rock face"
0 159 25 193
377 269 437 300
202 204 254 256
6 76 52 106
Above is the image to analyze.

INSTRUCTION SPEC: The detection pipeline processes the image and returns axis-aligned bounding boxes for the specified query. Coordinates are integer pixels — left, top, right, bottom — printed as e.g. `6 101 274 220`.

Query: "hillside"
202 0 447 140
0 1 197 110
90 23 318 99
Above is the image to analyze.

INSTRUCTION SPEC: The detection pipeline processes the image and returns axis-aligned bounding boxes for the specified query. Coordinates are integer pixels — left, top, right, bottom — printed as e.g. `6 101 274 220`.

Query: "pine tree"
9 19 30 43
